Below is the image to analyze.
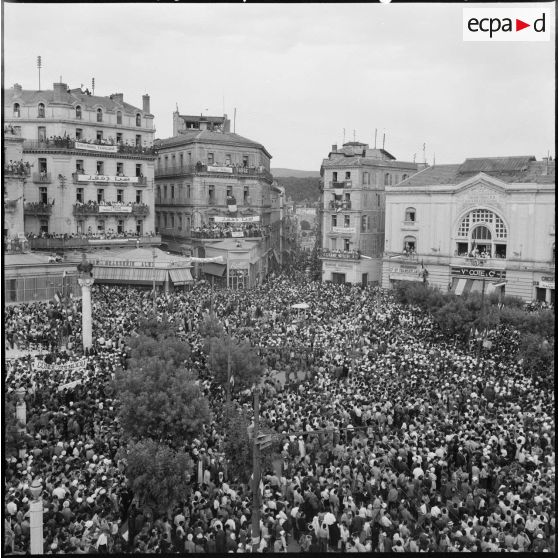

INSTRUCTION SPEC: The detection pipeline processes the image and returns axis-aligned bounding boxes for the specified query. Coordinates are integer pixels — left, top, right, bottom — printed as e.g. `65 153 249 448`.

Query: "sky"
3 2 555 170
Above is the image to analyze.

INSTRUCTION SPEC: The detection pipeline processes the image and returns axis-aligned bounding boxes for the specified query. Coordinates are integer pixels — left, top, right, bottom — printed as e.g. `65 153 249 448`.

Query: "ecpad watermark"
463 8 551 41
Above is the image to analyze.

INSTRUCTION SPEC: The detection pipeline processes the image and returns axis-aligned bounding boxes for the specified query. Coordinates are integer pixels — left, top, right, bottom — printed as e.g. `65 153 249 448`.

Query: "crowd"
4 160 31 176
36 136 156 156
191 224 269 239
4 257 555 554
25 231 157 241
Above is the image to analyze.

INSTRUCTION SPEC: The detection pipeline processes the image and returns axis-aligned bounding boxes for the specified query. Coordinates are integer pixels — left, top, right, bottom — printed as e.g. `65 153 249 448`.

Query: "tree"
199 315 225 353
518 333 554 380
222 404 253 483
115 355 210 447
127 334 190 368
125 439 194 514
207 335 264 395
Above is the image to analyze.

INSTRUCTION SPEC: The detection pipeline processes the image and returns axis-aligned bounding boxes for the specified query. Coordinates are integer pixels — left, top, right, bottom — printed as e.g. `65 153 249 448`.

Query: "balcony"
319 248 361 260
28 235 161 251
155 163 273 182
328 200 352 210
191 227 266 240
72 172 147 185
24 202 53 216
452 255 507 270
4 125 22 136
4 200 19 213
73 202 149 216
23 140 157 158
3 164 30 177
401 220 418 231
32 172 52 184
329 180 352 189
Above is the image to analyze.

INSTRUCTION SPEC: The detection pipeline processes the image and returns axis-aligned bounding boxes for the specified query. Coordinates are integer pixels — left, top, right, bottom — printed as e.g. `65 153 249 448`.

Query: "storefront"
533 275 555 304
450 266 506 295
389 263 425 285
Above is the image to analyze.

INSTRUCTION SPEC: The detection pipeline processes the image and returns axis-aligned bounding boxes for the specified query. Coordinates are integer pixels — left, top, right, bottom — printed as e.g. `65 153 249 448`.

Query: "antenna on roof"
374 129 377 149
382 132 385 150
37 56 42 91
413 153 416 163
353 130 356 143
92 77 95 96
343 128 346 144
433 152 436 167
423 142 426 164
233 108 237 133
175 103 179 113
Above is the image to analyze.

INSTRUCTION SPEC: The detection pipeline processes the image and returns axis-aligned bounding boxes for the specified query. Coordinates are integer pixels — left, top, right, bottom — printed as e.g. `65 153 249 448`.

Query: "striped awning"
202 263 227 277
93 266 167 284
453 278 467 295
169 268 193 285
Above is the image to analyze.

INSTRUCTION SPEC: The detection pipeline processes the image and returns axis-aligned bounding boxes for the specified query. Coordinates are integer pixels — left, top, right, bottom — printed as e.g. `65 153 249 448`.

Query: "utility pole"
475 276 486 372
251 386 261 551
226 339 232 403
37 56 42 91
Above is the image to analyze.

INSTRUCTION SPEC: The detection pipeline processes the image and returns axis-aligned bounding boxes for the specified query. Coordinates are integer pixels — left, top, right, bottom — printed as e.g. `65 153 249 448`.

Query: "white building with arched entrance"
382 156 555 303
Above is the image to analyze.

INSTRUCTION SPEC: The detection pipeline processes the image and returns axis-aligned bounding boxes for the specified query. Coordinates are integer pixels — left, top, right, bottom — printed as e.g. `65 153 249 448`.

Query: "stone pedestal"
78 277 95 351
29 500 44 555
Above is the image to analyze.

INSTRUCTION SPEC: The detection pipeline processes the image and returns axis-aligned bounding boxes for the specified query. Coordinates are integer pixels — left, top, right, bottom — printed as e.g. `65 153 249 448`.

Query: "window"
405 207 416 222
333 172 338 181
188 152 192 164
227 186 233 197
242 155 249 168
13 103 20 117
344 239 350 251
170 214 175 228
178 215 183 231
345 171 351 180
38 158 47 173
208 185 215 203
344 215 350 227
403 236 416 253
96 130 103 142
117 111 122 125
456 209 508 257
164 185 168 199
76 160 84 173
135 135 142 147
116 132 123 143
472 225 491 241
38 127 47 142
76 188 84 203
96 161 104 174
180 153 184 168
136 164 142 177
97 189 105 203
225 154 231 165
156 185 161 201
97 220 105 232
171 185 175 199
38 103 45 118
363 172 369 185
186 184 191 198
384 173 390 186
136 190 142 204
331 214 337 227
164 214 168 228
75 128 83 140
171 154 176 167
117 220 124 234
164 156 169 168
331 238 337 250
136 113 141 127
117 189 124 203
116 162 124 176
244 187 249 203
40 219 49 234
75 106 82 119
39 187 48 204
136 220 143 235
178 184 183 200
402 174 408 181
207 153 214 165
77 220 84 234
361 215 368 232
97 108 103 122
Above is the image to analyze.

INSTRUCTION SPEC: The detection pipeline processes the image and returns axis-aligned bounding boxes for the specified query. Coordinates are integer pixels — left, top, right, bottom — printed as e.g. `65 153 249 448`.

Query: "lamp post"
152 247 157 314
29 479 44 555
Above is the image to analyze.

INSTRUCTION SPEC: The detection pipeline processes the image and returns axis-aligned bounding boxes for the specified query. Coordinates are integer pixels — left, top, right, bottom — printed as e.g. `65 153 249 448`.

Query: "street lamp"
29 479 44 555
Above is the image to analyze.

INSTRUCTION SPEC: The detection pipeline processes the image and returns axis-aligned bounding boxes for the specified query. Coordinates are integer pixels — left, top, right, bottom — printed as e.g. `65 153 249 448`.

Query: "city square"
3 3 555 555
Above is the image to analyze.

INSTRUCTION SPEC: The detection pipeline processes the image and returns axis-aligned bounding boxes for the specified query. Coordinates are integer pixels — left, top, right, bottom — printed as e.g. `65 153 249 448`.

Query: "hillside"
271 168 320 178
274 176 321 203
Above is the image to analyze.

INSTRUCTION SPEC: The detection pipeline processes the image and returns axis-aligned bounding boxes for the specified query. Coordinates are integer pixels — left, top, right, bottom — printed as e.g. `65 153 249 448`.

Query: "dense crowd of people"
4 257 555 554
4 160 31 176
191 224 269 239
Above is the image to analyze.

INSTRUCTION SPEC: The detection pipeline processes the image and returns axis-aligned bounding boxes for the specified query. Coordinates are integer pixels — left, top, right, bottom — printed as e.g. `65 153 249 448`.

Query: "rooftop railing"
155 163 273 182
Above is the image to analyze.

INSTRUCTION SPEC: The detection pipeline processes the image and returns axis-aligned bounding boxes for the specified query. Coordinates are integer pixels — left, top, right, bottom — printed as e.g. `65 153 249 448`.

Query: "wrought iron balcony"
23 140 157 158
73 202 149 216
155 163 273 182
32 172 52 183
28 235 161 251
3 165 30 177
319 248 361 260
329 180 352 189
328 200 352 210
24 202 53 215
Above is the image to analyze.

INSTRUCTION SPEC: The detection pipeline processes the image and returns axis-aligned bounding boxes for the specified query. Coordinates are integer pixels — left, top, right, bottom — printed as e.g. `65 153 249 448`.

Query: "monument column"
78 276 95 351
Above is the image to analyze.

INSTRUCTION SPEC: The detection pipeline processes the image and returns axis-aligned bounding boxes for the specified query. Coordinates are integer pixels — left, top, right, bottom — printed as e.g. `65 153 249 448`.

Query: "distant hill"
274 176 321 203
272 168 320 178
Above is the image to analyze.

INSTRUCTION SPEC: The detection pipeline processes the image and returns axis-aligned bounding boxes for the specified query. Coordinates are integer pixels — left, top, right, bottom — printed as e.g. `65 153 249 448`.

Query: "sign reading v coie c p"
463 8 551 41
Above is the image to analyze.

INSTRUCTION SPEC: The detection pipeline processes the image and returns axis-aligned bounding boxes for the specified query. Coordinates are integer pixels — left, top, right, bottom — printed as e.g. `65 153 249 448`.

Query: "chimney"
53 82 67 102
13 83 22 98
331 144 337 152
142 94 150 114
112 93 124 104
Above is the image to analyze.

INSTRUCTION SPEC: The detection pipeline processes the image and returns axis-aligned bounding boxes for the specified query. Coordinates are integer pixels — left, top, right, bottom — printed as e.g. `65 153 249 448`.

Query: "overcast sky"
3 3 555 170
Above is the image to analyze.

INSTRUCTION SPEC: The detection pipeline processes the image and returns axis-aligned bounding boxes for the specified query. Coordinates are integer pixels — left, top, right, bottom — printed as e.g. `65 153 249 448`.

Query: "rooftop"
397 156 555 187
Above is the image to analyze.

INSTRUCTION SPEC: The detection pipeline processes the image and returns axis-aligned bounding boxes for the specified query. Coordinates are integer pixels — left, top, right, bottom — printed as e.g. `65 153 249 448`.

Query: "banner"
231 231 244 238
99 204 133 214
75 142 118 153
78 174 138 183
57 379 82 392
35 357 87 372
214 216 260 223
207 165 233 173
187 256 225 263
332 227 356 234
451 267 506 279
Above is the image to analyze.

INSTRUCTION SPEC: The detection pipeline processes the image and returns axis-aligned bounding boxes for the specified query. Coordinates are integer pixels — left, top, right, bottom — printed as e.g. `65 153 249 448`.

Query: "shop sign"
537 275 555 289
99 204 133 213
75 142 118 153
451 267 506 279
214 215 260 223
207 165 233 173
78 174 138 183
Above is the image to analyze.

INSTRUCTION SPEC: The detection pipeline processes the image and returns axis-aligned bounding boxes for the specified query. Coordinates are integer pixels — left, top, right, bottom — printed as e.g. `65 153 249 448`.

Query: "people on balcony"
190 222 269 239
4 124 19 135
320 248 360 260
26 230 156 241
4 159 31 175
34 135 156 155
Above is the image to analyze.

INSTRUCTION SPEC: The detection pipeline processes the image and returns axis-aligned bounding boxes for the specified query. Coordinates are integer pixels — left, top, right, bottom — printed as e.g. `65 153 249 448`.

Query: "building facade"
319 142 418 284
3 126 27 241
382 156 555 303
3 82 157 239
154 112 280 284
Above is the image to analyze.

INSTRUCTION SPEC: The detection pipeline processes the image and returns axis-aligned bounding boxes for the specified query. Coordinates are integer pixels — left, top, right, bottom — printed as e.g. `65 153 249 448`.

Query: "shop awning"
469 280 484 294
93 266 167 284
169 268 193 285
202 263 227 277
452 278 467 295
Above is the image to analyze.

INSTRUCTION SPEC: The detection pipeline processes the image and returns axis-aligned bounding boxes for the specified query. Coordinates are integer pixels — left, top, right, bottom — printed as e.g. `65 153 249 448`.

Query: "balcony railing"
24 202 53 215
23 140 157 157
191 228 265 240
28 235 161 251
73 202 149 216
4 200 19 213
328 200 352 210
4 125 22 136
3 165 30 177
329 181 352 189
319 248 361 260
72 172 147 185
32 172 52 183
155 163 273 182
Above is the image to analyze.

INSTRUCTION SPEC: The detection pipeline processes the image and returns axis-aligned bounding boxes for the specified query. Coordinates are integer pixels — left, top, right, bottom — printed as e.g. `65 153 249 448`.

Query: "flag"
230 375 235 387
54 291 62 303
